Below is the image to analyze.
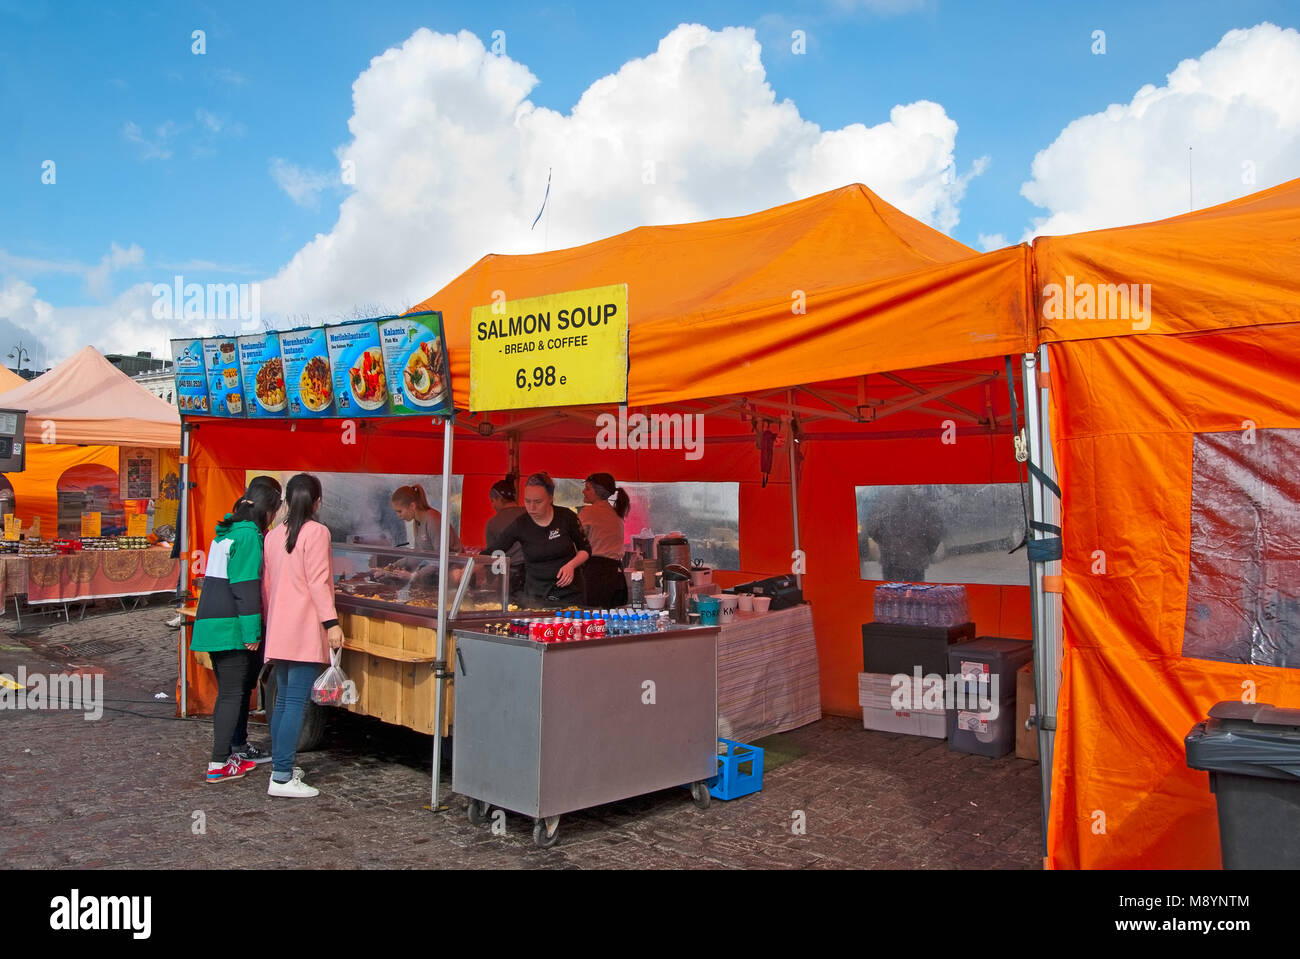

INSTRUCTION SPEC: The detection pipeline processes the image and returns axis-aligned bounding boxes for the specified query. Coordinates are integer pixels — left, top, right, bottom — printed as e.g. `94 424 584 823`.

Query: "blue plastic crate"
708 738 764 800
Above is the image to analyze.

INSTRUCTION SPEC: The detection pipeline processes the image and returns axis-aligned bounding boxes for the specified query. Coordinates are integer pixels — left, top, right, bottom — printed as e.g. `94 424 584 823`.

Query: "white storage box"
859 672 947 738
861 705 947 738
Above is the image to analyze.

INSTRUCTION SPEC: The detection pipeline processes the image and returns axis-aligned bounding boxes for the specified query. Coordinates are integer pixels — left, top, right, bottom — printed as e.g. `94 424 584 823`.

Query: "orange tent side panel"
1046 324 1300 869
5 445 120 536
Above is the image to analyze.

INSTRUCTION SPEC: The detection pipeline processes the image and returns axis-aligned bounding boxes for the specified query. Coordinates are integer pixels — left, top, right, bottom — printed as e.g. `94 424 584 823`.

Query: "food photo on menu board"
326 320 391 416
202 337 245 416
238 332 287 418
169 337 211 415
379 311 452 416
280 326 334 418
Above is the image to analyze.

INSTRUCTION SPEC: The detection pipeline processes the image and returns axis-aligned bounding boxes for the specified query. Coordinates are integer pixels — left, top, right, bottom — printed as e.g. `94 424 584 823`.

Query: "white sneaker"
268 771 318 798
165 614 185 628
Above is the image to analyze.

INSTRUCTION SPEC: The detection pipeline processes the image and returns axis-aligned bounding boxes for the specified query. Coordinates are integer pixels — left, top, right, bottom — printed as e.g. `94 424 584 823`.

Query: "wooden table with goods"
25 545 180 607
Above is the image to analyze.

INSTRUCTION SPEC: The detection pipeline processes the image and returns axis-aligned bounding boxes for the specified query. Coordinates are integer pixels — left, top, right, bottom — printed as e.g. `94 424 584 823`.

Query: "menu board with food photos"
176 314 452 421
202 337 246 416
280 326 334 419
326 320 391 417
237 332 287 419
169 338 211 416
379 311 452 416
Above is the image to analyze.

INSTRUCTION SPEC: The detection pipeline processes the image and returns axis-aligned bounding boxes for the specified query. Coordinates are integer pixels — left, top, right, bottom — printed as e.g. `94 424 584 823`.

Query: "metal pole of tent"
178 423 191 718
787 393 802 588
1021 352 1061 857
431 414 455 810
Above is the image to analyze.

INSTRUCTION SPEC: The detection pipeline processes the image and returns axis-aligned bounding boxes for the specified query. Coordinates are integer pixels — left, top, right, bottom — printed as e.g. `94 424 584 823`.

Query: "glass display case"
331 543 510 624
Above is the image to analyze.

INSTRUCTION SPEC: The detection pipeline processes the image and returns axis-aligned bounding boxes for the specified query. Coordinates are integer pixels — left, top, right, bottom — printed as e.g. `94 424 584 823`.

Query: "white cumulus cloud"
14 23 982 363
259 24 981 320
1020 22 1300 238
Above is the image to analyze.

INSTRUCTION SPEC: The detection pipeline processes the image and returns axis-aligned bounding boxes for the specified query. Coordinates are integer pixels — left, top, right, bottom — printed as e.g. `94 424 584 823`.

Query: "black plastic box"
1185 702 1300 869
947 637 1033 702
946 702 1018 758
862 621 976 676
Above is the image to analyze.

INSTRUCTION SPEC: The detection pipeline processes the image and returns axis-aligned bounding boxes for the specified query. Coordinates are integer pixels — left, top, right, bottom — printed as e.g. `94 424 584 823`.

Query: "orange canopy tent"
1037 176 1300 869
184 184 1035 725
0 366 25 393
0 346 181 536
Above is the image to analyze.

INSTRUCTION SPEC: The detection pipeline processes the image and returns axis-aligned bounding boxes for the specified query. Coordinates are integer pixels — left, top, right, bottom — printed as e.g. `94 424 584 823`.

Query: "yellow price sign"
128 514 149 537
27 516 40 540
469 283 628 412
3 514 18 542
81 512 102 538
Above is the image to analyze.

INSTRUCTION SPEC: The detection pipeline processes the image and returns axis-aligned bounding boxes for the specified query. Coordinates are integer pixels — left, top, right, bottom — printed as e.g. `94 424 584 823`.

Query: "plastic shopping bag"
311 648 358 706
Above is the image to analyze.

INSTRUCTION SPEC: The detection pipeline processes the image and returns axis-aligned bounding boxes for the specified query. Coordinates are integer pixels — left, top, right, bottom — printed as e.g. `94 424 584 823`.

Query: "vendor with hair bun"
485 472 590 608
580 471 630 608
484 476 527 600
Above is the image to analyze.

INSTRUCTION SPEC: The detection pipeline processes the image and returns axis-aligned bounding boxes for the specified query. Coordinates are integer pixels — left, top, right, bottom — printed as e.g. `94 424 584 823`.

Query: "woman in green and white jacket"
191 479 281 784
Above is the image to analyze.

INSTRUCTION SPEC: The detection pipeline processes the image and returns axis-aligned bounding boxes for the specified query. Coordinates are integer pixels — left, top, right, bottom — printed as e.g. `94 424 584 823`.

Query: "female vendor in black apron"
580 471 630 607
485 472 590 607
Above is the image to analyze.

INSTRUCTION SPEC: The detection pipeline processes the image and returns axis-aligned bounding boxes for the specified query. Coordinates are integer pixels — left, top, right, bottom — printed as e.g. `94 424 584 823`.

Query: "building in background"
105 351 176 408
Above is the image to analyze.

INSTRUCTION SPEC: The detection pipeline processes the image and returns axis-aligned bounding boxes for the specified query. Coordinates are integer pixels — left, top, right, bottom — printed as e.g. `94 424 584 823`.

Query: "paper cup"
752 596 772 613
737 593 754 612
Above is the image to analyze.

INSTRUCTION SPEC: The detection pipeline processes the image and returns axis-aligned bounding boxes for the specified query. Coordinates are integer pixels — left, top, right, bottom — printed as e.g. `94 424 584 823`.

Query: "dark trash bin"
1185 702 1300 869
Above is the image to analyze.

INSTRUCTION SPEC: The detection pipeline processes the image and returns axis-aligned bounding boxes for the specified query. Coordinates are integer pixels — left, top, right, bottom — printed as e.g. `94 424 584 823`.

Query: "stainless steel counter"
451 625 719 846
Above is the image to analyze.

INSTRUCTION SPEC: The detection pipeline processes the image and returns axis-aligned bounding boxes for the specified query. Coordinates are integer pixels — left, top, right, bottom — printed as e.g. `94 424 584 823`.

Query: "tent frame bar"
1022 349 1063 859
431 415 455 810
178 423 191 718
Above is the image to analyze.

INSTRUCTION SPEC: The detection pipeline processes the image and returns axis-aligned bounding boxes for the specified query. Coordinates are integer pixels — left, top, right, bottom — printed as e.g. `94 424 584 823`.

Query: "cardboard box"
1016 662 1038 761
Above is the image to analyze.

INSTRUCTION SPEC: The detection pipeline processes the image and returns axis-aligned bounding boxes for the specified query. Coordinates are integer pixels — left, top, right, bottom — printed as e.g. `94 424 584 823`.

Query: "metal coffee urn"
656 535 691 571
662 564 693 624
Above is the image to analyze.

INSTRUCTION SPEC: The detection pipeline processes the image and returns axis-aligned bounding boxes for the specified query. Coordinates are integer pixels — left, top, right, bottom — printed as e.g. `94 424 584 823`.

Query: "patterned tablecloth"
24 547 180 605
0 556 27 602
717 603 822 743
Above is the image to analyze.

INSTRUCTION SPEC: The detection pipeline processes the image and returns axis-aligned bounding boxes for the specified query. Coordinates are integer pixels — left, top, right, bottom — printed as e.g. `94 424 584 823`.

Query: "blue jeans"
270 660 320 780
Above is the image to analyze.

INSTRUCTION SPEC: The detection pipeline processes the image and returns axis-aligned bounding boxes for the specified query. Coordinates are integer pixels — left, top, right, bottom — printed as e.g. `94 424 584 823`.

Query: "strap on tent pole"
1021 351 1063 860
431 414 455 811
787 392 802 588
178 423 190 718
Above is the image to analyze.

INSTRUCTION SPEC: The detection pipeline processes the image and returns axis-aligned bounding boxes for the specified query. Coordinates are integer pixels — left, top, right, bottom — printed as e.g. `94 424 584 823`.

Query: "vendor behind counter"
485 472 590 607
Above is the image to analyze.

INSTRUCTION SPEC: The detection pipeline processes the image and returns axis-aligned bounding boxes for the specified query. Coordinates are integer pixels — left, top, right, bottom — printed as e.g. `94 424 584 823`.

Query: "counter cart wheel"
532 816 560 848
467 799 491 826
690 780 712 809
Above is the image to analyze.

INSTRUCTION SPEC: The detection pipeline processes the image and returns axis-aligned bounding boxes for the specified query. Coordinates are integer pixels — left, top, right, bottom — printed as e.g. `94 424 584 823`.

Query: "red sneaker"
206 756 256 784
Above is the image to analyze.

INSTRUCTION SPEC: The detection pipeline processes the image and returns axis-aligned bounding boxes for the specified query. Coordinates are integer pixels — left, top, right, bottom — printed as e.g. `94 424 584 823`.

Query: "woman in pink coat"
262 473 343 798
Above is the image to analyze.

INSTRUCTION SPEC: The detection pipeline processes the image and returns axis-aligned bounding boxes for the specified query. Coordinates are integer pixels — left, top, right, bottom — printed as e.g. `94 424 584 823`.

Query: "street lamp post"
8 342 31 375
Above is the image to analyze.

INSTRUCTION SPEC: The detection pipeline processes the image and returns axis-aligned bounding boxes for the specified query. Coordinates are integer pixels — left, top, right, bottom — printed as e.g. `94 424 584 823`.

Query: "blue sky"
2 0 1299 364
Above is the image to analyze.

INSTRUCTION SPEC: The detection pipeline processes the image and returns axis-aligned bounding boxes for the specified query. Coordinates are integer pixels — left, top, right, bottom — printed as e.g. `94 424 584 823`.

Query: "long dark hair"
284 473 323 554
610 488 630 519
228 480 281 534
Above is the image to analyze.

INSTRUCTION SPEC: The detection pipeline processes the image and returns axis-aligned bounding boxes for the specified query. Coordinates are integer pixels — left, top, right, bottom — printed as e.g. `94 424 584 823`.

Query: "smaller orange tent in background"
0 366 25 393
0 346 181 536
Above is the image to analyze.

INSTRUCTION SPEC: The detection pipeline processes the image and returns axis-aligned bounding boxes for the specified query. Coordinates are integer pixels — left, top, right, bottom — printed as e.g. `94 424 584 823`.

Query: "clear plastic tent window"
1184 429 1300 669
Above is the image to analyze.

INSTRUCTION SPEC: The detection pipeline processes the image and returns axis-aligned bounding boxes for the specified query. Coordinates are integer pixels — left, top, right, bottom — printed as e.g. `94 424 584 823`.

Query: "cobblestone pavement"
0 600 1043 869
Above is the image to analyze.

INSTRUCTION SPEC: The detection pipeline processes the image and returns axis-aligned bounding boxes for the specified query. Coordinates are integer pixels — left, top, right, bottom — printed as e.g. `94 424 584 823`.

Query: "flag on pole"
531 168 552 230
